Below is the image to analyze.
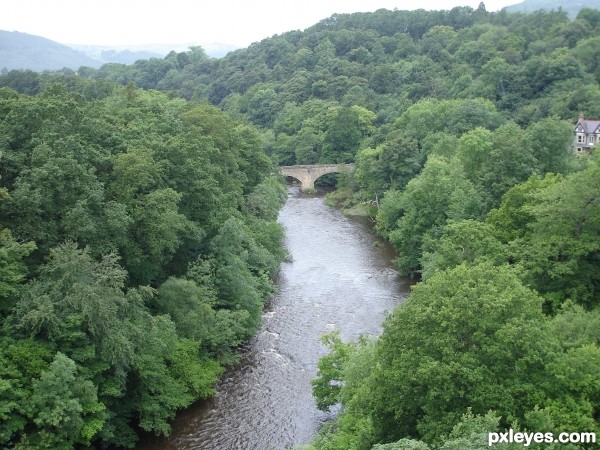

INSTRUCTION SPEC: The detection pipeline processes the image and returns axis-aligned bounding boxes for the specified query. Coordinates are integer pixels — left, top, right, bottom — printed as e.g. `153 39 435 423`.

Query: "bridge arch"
279 164 355 191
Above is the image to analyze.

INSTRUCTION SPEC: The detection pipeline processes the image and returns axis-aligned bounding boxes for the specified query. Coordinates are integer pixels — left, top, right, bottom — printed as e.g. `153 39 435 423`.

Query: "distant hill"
72 42 238 64
504 0 600 18
0 30 238 73
70 45 164 65
0 30 101 71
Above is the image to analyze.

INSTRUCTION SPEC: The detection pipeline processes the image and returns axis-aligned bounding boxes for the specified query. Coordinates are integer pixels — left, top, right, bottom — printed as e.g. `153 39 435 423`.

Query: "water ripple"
135 190 409 450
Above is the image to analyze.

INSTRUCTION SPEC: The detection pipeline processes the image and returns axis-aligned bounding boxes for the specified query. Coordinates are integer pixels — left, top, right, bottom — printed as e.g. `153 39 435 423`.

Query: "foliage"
377 156 483 275
496 159 600 310
0 82 285 448
0 228 35 316
27 352 106 449
420 219 507 280
311 263 600 450
311 331 357 410
367 263 550 443
2 4 600 449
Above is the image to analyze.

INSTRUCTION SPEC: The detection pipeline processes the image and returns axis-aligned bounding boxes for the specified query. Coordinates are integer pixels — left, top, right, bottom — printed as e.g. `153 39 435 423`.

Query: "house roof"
576 116 600 134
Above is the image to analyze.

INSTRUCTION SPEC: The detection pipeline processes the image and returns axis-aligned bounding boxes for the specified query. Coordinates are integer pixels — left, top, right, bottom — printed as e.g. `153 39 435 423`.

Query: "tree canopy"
0 82 286 448
1 4 599 449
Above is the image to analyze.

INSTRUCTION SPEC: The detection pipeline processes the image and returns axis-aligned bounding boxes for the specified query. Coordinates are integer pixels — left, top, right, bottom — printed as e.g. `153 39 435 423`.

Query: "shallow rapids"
136 188 409 450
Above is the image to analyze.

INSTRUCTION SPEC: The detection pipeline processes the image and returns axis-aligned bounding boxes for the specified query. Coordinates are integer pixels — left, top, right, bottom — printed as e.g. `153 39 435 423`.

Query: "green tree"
420 220 507 280
480 123 536 209
0 338 53 447
455 127 494 184
354 132 422 199
485 173 562 243
322 107 364 163
245 177 288 222
110 147 163 202
514 159 600 309
0 228 35 316
27 352 105 449
11 244 142 447
155 277 215 340
525 117 573 174
355 146 387 199
312 332 356 410
127 315 203 437
378 156 483 275
126 188 200 285
209 217 271 335
372 440 431 450
366 263 554 444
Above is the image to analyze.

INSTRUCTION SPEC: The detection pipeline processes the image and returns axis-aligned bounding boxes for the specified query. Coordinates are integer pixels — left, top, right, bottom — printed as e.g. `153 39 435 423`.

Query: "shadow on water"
134 186 410 450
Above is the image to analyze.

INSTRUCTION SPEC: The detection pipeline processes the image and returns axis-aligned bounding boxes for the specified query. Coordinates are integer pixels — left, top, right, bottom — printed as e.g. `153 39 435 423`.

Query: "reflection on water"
135 187 410 450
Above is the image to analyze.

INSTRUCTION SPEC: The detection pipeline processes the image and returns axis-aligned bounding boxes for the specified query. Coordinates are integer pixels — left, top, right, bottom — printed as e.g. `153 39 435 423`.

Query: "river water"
136 187 410 450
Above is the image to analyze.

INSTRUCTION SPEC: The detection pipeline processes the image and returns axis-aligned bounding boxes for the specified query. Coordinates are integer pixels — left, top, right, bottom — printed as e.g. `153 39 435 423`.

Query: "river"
136 187 410 450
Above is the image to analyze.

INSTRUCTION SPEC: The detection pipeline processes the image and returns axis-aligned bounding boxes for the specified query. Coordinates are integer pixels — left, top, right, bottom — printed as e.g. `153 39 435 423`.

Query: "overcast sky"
1 0 520 48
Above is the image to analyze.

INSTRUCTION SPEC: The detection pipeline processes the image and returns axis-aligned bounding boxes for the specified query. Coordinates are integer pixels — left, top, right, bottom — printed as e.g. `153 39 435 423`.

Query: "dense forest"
1 3 600 450
0 82 287 448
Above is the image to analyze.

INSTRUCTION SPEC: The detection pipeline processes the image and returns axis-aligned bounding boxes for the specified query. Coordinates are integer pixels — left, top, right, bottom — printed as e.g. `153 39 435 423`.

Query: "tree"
480 123 536 209
371 411 516 450
294 126 322 164
128 315 203 437
513 159 600 309
378 156 483 275
525 117 574 174
155 275 250 358
242 84 281 127
155 277 215 340
322 107 364 163
312 332 356 410
365 263 554 444
354 131 422 199
0 228 35 316
573 36 600 77
245 177 288 222
532 48 584 94
0 338 53 447
378 132 423 191
11 243 149 406
4 143 109 260
355 146 387 198
27 352 105 449
0 72 287 449
209 217 270 334
372 440 431 450
110 147 163 202
420 220 507 280
126 188 200 285
455 127 494 184
485 173 562 243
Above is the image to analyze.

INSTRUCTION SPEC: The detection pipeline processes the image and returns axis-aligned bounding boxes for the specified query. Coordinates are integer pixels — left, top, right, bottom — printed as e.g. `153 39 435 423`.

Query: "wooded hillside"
0 81 286 448
1 5 599 450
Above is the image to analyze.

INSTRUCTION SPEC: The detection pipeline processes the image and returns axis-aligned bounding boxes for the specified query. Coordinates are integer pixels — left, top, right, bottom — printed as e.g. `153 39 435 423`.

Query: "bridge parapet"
279 163 355 191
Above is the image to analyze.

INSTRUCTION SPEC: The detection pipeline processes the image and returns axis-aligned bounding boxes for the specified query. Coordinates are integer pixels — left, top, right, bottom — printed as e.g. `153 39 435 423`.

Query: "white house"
574 113 600 152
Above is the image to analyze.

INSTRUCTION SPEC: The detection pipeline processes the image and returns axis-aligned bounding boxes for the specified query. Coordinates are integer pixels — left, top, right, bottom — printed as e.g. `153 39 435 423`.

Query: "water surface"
137 188 409 449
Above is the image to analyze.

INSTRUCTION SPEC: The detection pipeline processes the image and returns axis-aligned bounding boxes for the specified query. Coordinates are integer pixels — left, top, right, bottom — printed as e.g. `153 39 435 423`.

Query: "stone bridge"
279 163 355 191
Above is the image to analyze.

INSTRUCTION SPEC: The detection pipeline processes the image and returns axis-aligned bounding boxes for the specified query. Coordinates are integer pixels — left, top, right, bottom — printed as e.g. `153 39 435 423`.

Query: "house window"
577 134 585 143
589 135 595 143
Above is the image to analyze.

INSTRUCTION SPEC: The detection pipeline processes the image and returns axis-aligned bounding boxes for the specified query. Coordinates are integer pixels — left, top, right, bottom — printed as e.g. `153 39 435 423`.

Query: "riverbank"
133 187 409 450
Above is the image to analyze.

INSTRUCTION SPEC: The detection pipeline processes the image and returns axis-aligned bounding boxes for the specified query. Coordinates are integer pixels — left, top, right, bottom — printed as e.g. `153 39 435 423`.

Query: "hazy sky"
1 0 520 48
